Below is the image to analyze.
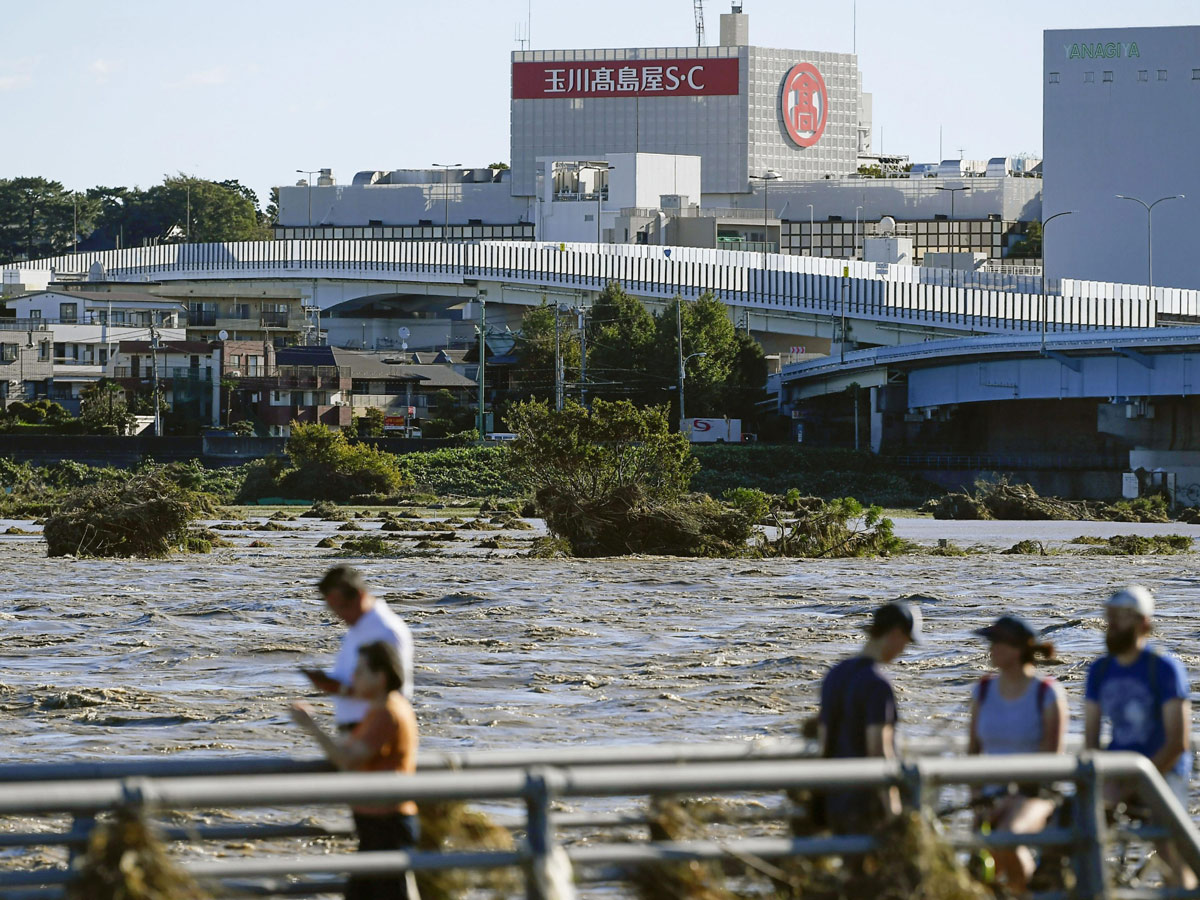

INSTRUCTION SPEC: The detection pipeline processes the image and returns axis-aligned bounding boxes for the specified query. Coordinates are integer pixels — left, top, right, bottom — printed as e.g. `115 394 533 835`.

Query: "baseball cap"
1105 585 1155 619
975 615 1035 645
870 601 923 644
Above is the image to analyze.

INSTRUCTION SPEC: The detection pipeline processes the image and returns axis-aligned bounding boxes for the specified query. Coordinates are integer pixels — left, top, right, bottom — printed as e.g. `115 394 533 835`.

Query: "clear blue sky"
2 0 1195 205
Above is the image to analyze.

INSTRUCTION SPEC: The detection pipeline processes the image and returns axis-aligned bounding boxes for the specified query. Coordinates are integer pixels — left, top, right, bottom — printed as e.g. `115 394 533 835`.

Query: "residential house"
0 321 54 405
108 340 223 427
4 289 187 328
331 349 477 422
233 345 352 436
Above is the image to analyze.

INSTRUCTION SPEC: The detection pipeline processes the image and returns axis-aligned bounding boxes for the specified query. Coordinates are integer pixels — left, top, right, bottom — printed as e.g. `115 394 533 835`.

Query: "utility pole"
676 300 685 423
577 306 588 407
475 290 487 437
554 303 564 411
149 324 161 437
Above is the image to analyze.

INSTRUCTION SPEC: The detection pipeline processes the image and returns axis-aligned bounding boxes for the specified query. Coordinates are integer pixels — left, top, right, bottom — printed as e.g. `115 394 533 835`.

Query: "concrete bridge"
11 239 1200 349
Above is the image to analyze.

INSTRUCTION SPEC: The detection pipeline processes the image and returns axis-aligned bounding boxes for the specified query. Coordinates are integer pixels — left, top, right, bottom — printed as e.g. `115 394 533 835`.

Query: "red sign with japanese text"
781 62 828 148
513 58 740 99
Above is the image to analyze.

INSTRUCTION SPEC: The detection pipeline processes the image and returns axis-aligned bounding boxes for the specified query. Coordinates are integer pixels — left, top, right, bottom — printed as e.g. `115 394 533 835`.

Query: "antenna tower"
693 0 705 46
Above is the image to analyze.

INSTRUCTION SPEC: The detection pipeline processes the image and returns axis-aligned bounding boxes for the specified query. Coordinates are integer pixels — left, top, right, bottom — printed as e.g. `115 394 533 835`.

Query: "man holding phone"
304 565 414 731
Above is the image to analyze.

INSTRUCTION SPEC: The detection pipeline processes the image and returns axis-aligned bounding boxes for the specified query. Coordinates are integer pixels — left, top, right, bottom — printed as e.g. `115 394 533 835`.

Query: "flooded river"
3 511 1200 884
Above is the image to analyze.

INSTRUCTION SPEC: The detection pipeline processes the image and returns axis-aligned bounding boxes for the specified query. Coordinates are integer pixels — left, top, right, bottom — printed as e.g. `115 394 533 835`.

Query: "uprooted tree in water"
507 398 754 557
44 467 217 558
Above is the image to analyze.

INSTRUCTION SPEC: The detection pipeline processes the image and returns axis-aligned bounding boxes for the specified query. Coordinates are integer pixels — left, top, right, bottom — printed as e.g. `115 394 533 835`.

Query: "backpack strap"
978 674 995 706
1036 677 1055 715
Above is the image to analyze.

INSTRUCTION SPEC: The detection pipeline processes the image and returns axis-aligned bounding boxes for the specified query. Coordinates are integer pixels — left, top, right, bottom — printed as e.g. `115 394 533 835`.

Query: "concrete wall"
277 182 531 228
1044 26 1200 290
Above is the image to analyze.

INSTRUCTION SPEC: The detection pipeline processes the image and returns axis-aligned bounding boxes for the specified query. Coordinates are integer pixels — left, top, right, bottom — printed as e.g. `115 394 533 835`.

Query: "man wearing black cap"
817 601 921 833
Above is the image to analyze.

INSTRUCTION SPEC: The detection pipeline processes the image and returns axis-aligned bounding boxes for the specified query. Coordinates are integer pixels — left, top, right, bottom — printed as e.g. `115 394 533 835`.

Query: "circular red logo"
782 62 828 148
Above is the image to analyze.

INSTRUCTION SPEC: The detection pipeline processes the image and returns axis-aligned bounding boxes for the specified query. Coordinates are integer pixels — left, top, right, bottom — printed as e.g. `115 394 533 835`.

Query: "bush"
507 399 753 557
397 445 517 497
280 423 408 500
759 496 903 558
44 468 211 558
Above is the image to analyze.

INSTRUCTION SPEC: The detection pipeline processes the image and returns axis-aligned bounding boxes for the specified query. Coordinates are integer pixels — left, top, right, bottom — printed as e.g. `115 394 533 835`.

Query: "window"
1158 69 1168 81
59 302 78 324
1103 71 1113 83
1084 71 1095 83
28 309 40 320
1138 70 1149 82
98 348 107 367
1193 69 1200 80
1 344 16 363
111 310 126 324
38 342 49 362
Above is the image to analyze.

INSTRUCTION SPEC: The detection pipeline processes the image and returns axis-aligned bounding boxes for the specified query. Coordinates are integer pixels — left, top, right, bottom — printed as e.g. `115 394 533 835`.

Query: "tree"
506 398 751 557
1009 221 1043 259
653 294 739 419
584 282 659 405
510 301 581 403
280 421 408 499
0 177 91 262
487 162 510 170
79 380 136 435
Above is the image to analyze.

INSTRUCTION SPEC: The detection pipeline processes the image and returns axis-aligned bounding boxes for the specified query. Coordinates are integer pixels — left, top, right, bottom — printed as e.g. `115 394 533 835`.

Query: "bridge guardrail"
8 239 1172 335
1 744 1198 899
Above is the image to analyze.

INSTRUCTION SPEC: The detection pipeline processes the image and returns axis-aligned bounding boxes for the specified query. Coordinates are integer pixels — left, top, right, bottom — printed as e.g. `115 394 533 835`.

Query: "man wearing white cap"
1085 584 1194 887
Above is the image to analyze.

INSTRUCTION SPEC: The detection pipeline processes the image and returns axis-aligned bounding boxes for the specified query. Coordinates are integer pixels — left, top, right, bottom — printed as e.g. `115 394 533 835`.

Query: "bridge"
1 738 1197 900
10 239 1200 347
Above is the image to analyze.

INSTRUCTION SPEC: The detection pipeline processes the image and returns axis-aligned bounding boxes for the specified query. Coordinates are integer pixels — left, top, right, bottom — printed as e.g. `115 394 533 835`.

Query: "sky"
2 0 1196 207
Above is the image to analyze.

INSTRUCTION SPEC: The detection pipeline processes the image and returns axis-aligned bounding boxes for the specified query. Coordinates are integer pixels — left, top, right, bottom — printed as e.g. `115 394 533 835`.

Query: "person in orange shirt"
292 640 419 900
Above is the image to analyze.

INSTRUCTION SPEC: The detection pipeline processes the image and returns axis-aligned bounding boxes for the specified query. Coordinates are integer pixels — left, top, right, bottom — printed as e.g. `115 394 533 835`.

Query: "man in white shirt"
303 565 414 730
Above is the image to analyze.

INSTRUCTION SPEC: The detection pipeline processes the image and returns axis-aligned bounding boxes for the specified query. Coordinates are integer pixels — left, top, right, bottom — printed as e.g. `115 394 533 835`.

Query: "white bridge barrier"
1 740 1198 899
13 239 1198 334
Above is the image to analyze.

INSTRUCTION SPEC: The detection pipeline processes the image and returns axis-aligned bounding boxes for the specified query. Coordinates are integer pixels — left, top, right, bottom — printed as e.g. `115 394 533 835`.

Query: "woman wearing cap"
967 615 1067 893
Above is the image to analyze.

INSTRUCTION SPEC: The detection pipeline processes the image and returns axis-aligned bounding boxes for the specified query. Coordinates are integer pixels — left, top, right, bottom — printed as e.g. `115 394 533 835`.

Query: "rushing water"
4 512 1200 884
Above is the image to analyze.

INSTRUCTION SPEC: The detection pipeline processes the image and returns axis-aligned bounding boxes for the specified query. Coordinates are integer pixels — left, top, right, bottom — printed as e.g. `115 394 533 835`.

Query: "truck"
682 417 742 443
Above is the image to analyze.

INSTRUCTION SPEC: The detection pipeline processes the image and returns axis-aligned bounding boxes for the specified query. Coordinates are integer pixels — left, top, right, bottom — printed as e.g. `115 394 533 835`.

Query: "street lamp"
1039 210 1075 352
679 351 707 423
432 163 462 242
579 163 615 244
935 184 971 290
1116 193 1185 305
295 169 320 232
475 289 488 438
854 205 864 259
749 170 781 268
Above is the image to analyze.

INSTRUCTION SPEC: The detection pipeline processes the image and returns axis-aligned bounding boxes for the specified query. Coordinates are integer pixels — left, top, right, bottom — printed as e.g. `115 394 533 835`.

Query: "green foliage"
1080 534 1192 555
0 176 87 261
43 468 210 558
510 300 582 403
230 420 256 437
506 398 753 556
354 407 385 439
583 282 659 405
508 398 697 502
3 399 72 425
1008 220 1042 259
79 380 136 435
396 445 517 497
278 422 408 500
759 496 902 558
692 444 937 507
722 487 772 522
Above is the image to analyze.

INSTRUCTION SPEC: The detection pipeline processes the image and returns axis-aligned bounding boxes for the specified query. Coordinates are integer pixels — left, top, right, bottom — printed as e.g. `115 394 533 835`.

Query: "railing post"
523 767 573 900
1073 755 1111 900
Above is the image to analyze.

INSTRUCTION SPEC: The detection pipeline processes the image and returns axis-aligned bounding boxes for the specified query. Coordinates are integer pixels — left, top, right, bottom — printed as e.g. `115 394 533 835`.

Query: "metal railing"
1 743 1198 900
10 239 1186 334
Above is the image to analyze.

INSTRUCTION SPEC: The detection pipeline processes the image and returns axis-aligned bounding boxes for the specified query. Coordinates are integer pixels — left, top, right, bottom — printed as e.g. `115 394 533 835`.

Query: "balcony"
111 367 215 382
260 312 290 329
228 365 349 391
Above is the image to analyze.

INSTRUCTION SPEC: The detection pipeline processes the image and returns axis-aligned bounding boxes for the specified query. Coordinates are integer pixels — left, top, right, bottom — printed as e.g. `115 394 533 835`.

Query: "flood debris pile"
1071 533 1192 555
630 799 987 900
43 468 213 558
69 808 209 900
927 478 1175 523
415 801 520 900
508 398 753 557
759 494 903 559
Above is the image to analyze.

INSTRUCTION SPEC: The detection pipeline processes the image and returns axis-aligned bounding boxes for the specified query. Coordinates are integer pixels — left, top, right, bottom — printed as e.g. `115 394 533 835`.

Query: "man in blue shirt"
818 601 921 834
1085 584 1194 888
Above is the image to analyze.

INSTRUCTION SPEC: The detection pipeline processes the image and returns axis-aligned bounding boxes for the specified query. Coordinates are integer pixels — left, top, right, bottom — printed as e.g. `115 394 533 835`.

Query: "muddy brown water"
4 513 1200 885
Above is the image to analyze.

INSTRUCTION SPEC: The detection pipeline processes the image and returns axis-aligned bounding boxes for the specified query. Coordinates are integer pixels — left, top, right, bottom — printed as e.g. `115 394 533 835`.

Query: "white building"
1043 26 1200 290
4 290 186 328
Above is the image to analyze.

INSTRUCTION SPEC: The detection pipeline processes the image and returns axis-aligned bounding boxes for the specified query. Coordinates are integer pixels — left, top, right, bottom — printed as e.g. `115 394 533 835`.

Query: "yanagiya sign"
1063 41 1141 60
512 58 739 99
